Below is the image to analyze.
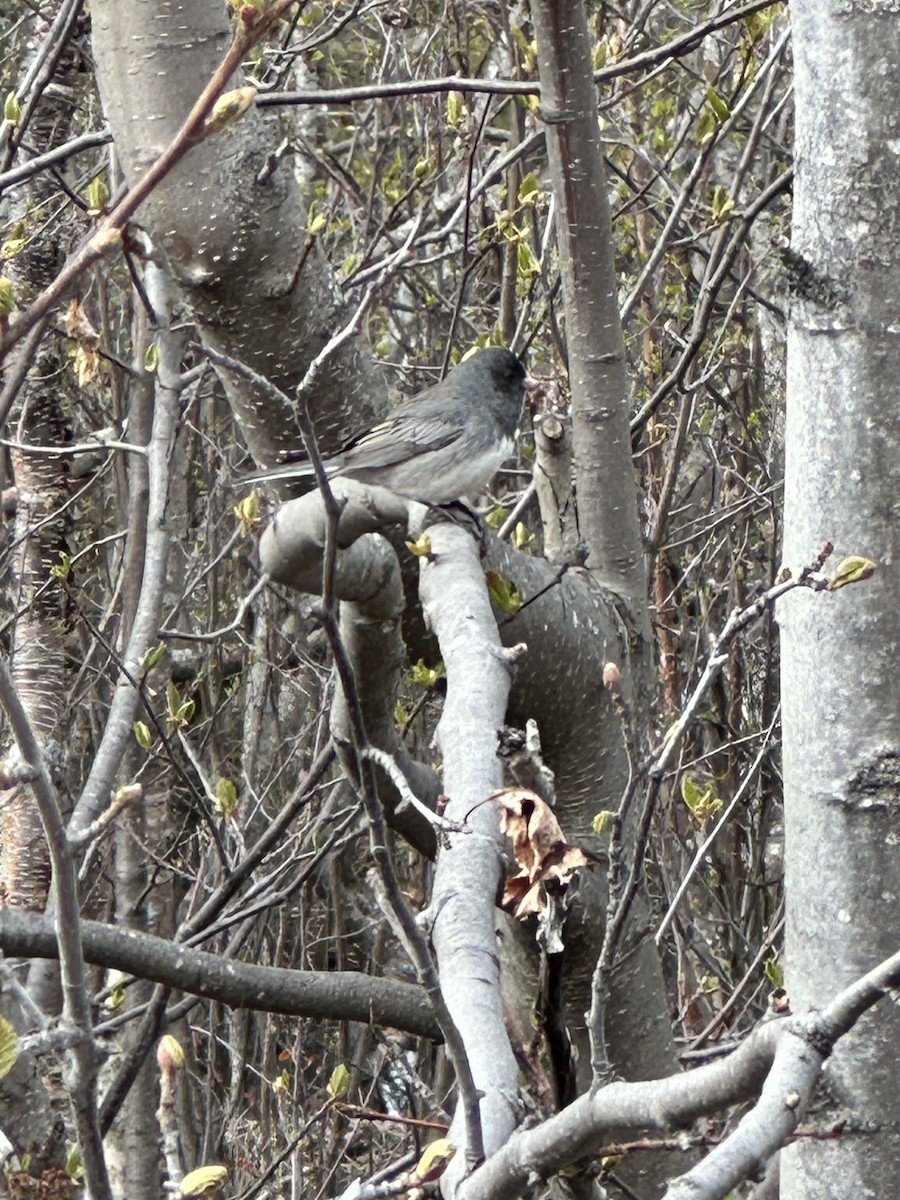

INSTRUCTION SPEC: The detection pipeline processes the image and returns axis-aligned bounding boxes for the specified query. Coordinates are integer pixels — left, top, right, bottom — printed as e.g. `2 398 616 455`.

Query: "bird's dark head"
462 346 527 399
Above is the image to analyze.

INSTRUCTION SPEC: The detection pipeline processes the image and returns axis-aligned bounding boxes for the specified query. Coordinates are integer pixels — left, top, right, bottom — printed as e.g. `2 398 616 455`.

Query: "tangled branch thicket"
0 1 791 1194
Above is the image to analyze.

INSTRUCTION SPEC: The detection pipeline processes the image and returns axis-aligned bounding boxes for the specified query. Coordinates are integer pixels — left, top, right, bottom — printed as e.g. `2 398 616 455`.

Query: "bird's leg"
423 500 488 554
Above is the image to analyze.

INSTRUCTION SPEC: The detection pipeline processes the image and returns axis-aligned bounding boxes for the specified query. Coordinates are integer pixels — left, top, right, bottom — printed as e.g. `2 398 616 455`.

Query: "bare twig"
360 747 465 834
67 266 181 842
256 1 785 109
655 711 780 944
0 128 112 195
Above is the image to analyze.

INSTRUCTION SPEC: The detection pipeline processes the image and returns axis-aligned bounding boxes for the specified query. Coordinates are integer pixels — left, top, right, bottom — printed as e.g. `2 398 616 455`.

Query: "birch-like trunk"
780 2 900 1195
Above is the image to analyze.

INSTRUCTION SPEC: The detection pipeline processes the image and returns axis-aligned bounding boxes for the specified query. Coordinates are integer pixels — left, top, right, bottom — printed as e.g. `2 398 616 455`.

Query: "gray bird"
245 347 528 505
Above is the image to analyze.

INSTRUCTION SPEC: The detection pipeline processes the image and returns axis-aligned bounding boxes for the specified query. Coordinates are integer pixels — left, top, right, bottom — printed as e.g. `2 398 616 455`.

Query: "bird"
243 347 529 506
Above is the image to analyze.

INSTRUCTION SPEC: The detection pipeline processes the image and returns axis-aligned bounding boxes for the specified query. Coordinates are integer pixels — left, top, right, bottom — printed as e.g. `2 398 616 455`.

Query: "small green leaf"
680 774 722 822
106 981 127 1009
3 91 21 125
764 954 784 988
706 87 730 122
204 87 256 135
139 643 167 673
179 1165 228 1197
446 90 465 127
409 658 444 689
486 569 522 614
828 555 876 590
214 777 238 818
516 239 540 282
326 1062 351 1100
512 521 533 550
518 173 540 205
0 1016 18 1080
711 184 735 223
405 533 433 558
144 341 160 373
133 721 152 750
592 810 615 835
50 553 72 580
65 1145 83 1182
233 490 260 533
86 175 109 214
166 684 195 729
0 276 15 316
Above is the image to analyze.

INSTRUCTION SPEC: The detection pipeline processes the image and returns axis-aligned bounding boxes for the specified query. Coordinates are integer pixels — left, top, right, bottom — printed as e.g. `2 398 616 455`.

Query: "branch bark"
0 909 438 1039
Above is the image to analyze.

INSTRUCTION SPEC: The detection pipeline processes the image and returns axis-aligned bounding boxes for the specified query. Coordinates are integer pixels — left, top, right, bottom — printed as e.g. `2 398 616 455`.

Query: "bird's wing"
238 376 467 483
340 409 463 471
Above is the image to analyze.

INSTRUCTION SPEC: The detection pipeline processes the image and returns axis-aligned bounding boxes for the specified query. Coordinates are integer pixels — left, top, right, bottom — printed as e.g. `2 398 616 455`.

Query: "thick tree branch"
460 947 900 1200
0 909 439 1039
418 524 520 1188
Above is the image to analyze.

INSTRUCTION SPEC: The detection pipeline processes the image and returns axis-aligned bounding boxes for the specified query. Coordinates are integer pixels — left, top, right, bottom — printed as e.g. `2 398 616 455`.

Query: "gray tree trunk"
779 2 900 1195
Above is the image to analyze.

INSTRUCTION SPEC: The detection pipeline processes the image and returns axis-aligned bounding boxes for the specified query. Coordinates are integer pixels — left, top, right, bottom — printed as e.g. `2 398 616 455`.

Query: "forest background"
0 3 898 1200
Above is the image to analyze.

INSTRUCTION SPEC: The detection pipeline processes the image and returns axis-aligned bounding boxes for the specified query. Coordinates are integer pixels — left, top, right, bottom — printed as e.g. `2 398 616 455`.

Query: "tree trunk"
780 2 900 1195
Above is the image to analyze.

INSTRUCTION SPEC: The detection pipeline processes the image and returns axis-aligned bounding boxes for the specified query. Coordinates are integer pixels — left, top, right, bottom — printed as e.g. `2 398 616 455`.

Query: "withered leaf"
492 787 589 919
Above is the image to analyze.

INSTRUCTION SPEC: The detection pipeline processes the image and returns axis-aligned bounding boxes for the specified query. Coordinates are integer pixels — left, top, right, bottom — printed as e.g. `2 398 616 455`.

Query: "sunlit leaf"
327 1063 350 1100
0 276 15 316
0 1017 18 1080
828 555 876 590
65 1145 83 1181
233 490 261 534
179 1165 228 1197
414 1139 456 1183
405 533 433 558
706 87 730 122
3 91 21 125
140 643 167 673
518 173 540 204
204 87 256 135
408 658 444 688
764 955 784 988
134 721 153 750
592 810 615 835
86 174 109 214
486 569 522 614
214 778 238 818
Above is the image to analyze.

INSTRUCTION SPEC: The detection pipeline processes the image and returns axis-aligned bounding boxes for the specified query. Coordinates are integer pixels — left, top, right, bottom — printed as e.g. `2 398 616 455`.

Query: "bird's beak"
523 371 541 392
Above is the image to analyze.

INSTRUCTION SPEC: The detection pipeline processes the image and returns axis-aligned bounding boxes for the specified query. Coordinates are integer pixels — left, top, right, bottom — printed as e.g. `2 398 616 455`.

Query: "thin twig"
360 747 465 834
655 711 779 944
0 660 111 1199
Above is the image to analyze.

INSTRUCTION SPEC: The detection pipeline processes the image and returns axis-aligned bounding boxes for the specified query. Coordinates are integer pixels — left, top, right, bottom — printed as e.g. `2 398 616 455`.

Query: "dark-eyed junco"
244 347 528 505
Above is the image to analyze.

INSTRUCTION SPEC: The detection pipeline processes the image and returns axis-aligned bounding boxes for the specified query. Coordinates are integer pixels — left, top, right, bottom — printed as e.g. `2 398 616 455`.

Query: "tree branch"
0 909 438 1039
